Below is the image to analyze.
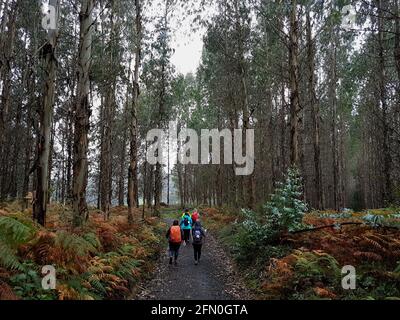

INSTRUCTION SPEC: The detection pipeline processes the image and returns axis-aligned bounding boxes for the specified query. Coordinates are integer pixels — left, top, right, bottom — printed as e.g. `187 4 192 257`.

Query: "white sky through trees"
171 26 204 75
148 0 217 75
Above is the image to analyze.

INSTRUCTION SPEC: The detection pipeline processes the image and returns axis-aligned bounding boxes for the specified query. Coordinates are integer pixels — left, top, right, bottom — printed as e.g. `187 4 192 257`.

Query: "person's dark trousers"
169 242 181 263
183 229 190 243
193 244 202 261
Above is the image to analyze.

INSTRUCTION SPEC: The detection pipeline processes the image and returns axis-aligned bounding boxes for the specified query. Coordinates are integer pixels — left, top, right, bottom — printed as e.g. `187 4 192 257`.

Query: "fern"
362 236 385 252
55 231 98 256
0 216 36 246
88 274 107 294
367 233 390 246
58 282 96 300
0 280 18 300
82 232 102 250
354 251 382 261
0 217 36 271
389 239 400 249
118 244 135 256
114 258 141 283
395 262 400 274
0 242 22 270
293 250 341 280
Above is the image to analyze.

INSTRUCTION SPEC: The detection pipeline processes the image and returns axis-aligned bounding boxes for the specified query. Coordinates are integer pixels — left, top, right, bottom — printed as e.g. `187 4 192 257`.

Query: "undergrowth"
0 202 166 300
202 206 400 300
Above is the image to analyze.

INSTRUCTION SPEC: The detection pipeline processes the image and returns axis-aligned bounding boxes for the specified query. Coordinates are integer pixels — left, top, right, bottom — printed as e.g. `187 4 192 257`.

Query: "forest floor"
199 207 400 300
2 202 399 300
137 213 252 300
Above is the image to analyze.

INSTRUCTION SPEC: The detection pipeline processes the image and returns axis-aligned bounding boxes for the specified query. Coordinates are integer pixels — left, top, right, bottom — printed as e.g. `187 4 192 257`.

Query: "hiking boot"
169 257 173 265
195 260 198 266
174 260 178 266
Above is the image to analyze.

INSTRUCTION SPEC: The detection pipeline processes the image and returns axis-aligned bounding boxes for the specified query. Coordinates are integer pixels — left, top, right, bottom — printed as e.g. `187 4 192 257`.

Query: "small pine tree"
263 167 308 233
241 167 308 245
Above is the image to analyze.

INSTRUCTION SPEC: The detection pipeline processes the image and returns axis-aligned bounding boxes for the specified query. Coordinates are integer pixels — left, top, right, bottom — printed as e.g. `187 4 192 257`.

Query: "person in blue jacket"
180 208 192 246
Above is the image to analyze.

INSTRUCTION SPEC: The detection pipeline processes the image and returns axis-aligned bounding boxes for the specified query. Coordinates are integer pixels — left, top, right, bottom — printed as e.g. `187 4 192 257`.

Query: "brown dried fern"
361 236 386 253
0 281 18 300
353 251 382 261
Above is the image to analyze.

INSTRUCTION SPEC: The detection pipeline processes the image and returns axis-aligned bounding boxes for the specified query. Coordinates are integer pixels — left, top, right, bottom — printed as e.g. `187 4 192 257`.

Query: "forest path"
137 212 251 300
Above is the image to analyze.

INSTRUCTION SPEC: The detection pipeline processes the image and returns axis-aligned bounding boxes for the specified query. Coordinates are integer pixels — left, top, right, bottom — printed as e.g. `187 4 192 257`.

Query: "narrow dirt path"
138 217 251 300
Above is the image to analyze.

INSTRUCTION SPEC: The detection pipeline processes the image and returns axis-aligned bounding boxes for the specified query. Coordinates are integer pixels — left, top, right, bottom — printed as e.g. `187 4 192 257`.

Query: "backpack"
169 226 182 243
183 216 189 227
193 228 203 244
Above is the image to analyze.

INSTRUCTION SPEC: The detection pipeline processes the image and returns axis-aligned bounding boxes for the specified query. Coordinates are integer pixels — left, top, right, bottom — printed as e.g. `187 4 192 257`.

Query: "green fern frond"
55 231 98 256
0 241 23 271
0 216 36 246
293 250 340 279
0 217 35 271
82 233 102 250
88 275 107 294
113 258 141 282
118 244 135 256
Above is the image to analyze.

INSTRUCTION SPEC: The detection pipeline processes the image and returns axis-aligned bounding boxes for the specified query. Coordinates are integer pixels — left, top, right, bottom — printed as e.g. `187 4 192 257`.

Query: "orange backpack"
169 226 182 243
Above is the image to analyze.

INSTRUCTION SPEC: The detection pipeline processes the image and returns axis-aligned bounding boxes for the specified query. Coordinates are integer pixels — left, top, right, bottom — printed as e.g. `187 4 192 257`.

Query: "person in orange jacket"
166 220 183 265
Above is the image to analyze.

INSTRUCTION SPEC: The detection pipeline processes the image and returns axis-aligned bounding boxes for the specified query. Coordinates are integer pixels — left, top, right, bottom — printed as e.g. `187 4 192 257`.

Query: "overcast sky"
170 28 204 75
149 0 217 76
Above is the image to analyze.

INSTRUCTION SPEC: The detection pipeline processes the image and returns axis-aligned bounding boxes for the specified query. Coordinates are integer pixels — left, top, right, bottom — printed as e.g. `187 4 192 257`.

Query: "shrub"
293 250 341 282
239 167 308 247
263 167 308 233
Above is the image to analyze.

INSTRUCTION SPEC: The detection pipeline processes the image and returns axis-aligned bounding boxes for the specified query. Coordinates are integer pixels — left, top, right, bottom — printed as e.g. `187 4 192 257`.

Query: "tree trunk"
118 85 130 207
72 0 94 227
306 9 323 210
0 1 16 200
23 77 35 200
328 11 339 210
235 0 255 209
177 131 184 209
377 0 392 204
100 3 117 220
167 129 170 205
128 0 142 224
395 0 400 84
33 0 59 226
289 0 301 167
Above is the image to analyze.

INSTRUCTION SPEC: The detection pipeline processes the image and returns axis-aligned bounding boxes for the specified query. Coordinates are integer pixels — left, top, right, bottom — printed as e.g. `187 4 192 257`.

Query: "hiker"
191 209 199 226
180 209 192 245
166 220 183 265
192 220 206 265
180 208 191 219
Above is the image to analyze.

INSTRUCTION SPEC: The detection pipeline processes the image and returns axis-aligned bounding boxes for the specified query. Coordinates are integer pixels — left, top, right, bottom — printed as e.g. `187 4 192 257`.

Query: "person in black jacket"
191 221 206 265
